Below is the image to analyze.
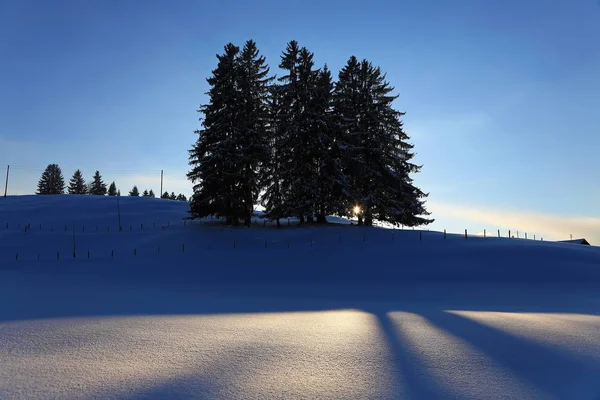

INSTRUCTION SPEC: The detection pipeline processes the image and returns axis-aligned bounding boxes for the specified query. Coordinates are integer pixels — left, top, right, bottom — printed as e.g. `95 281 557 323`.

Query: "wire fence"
1 214 549 264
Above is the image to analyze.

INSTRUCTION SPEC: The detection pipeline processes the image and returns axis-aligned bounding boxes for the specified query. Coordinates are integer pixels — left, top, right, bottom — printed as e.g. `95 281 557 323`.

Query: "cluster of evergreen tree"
160 191 187 201
37 165 187 201
127 186 186 201
188 40 432 227
37 165 117 196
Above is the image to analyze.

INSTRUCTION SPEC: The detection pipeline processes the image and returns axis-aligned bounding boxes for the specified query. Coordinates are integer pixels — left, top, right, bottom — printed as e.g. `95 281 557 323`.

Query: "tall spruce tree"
260 84 286 227
275 41 321 223
108 181 117 196
188 41 271 226
170 192 176 200
333 57 432 226
37 164 65 195
129 186 139 197
311 64 350 222
142 189 149 197
148 189 155 198
68 169 87 195
88 171 107 195
162 191 170 199
188 43 240 224
176 193 187 201
234 40 272 226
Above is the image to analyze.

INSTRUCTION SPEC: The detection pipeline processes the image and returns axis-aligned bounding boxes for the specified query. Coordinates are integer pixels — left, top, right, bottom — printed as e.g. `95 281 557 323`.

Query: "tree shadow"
2 272 600 399
419 309 600 399
371 307 452 400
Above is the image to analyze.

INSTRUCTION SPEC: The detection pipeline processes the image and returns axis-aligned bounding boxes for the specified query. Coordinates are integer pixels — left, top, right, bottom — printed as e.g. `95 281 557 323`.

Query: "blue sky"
1 0 599 242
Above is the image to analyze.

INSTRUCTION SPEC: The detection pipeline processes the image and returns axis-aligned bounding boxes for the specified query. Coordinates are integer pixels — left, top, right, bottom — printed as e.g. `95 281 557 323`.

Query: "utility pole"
3 165 9 198
160 170 163 197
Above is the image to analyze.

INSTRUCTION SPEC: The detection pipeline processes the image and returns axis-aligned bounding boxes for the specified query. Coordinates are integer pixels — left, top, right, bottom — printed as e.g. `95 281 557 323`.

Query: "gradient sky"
1 0 598 242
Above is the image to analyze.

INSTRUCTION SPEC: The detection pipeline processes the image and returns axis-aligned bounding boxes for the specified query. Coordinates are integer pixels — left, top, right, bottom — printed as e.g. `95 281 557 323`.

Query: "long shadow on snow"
420 309 600 399
2 270 600 400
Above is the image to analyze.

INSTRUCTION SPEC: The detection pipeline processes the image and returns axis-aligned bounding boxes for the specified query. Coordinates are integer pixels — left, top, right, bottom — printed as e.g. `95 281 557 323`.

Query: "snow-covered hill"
1 194 599 284
1 195 599 399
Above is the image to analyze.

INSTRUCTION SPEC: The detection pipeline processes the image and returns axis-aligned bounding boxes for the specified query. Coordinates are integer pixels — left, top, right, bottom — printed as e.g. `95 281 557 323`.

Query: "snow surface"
1 195 600 399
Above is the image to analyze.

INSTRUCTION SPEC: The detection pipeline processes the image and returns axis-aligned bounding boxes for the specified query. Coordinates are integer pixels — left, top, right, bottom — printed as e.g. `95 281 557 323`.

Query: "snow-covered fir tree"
188 41 272 226
274 41 321 223
37 164 65 195
188 43 240 224
107 182 117 196
234 40 272 225
68 169 87 195
259 84 286 227
311 64 350 222
88 171 107 196
333 57 432 226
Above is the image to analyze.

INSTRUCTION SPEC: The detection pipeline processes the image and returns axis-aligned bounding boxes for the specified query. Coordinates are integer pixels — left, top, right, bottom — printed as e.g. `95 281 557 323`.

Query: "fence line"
3 218 548 264
2 216 544 240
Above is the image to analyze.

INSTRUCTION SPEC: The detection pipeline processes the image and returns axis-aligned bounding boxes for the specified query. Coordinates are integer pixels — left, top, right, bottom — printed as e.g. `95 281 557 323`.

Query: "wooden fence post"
444 229 446 239
465 229 467 239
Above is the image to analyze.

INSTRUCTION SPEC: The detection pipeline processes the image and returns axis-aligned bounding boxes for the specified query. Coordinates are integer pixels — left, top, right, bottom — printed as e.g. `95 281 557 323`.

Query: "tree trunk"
276 218 281 228
365 212 373 227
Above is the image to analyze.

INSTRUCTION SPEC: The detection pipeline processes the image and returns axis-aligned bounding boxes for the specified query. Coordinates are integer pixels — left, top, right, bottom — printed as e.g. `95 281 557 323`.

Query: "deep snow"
1 195 599 399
